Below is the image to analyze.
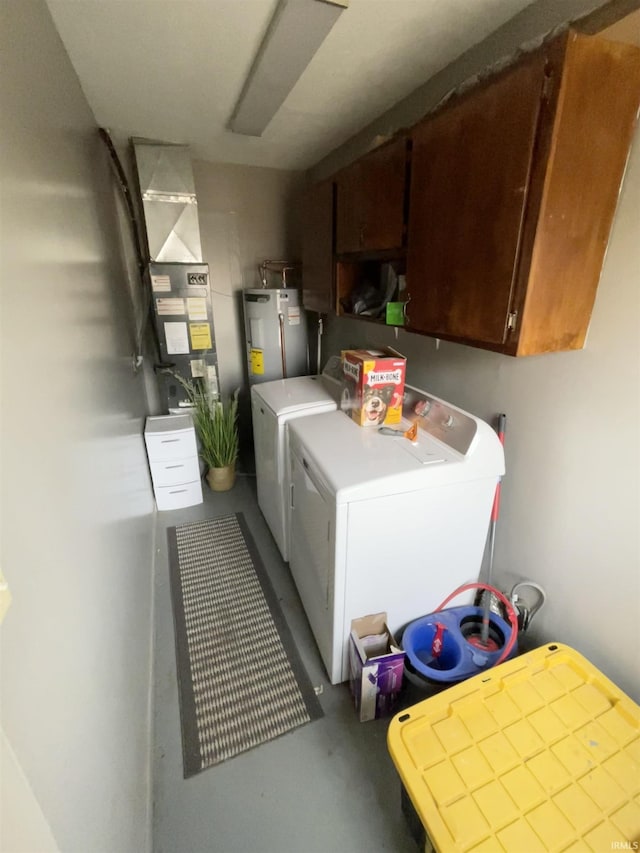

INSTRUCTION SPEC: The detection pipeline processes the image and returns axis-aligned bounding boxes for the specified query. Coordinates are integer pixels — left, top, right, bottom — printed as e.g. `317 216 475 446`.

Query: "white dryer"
251 371 341 561
287 387 505 684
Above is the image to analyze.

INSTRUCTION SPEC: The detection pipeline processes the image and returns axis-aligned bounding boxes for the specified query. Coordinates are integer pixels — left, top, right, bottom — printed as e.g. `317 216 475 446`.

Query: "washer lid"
252 376 337 416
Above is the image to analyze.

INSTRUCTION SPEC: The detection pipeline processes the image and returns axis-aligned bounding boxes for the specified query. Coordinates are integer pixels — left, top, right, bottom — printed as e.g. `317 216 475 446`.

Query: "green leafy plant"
166 372 239 469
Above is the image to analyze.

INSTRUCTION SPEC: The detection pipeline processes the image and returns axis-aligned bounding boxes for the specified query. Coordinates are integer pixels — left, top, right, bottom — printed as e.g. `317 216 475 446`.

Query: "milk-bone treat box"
341 348 407 427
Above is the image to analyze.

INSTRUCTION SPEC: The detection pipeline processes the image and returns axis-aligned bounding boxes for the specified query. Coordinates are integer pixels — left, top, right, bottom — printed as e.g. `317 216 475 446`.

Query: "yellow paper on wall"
189 323 212 350
250 349 264 375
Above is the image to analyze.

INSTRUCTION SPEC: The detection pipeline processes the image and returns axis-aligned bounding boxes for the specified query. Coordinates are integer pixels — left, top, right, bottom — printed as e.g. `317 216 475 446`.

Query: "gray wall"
193 159 304 397
318 4 640 700
192 160 304 451
0 2 155 851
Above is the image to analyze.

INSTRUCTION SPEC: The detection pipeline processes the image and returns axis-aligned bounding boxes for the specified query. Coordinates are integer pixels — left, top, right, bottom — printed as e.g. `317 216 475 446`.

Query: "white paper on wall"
190 359 205 378
207 365 219 397
151 274 171 292
187 297 208 321
156 298 185 315
164 322 190 354
276 291 290 312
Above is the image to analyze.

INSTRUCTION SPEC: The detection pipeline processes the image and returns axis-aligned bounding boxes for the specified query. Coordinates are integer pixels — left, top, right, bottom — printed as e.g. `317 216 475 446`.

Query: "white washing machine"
251 367 342 561
287 387 505 684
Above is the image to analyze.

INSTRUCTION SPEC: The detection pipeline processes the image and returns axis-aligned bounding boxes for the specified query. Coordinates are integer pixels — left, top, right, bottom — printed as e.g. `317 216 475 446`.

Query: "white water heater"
243 288 308 385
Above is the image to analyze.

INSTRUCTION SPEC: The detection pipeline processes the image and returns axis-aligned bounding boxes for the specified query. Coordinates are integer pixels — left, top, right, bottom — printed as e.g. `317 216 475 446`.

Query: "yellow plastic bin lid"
387 643 640 852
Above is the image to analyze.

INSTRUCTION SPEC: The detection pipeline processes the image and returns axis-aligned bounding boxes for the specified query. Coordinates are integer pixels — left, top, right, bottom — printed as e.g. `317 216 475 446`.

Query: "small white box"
144 415 203 511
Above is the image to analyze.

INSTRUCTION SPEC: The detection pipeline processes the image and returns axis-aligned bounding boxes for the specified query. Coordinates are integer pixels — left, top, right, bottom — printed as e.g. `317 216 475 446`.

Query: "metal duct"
132 140 203 263
131 139 219 414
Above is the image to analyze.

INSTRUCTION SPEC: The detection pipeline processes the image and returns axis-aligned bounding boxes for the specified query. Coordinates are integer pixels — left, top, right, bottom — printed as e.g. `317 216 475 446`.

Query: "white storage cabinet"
144 414 203 510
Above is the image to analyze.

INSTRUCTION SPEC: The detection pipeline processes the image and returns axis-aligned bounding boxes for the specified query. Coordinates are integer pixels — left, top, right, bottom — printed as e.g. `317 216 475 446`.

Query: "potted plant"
167 372 239 492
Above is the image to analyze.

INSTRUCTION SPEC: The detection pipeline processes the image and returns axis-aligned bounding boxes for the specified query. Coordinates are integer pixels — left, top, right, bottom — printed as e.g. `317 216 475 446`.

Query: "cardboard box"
341 348 407 427
349 613 405 722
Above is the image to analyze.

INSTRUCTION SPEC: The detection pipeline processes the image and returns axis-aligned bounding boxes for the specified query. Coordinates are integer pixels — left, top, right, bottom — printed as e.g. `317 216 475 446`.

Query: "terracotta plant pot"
206 464 236 492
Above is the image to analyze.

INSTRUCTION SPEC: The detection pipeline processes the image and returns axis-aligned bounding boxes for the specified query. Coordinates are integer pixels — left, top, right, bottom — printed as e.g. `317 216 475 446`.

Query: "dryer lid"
289 411 447 500
288 406 504 503
252 376 337 416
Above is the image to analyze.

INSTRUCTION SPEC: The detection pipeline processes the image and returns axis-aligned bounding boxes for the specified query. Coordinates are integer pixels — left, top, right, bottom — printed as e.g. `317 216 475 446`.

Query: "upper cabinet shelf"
301 29 640 356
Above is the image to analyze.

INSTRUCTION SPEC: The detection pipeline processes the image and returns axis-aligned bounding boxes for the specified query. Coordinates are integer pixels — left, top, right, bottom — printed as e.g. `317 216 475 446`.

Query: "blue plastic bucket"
402 605 516 687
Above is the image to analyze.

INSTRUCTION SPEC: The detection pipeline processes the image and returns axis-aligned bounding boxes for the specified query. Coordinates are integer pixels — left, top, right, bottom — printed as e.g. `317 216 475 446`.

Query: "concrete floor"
152 473 419 853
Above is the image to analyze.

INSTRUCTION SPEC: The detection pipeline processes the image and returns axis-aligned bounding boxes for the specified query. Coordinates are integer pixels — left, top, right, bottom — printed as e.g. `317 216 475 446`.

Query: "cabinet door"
516 32 640 354
302 181 334 314
406 52 547 344
336 137 407 254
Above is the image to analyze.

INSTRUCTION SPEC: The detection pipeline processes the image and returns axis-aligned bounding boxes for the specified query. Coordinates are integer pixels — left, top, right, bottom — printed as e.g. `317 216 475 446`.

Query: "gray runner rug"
167 513 323 777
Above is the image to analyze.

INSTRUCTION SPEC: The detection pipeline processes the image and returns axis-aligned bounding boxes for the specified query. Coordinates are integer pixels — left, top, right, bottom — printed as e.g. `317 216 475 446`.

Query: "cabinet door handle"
403 294 411 325
290 483 294 509
165 464 184 470
160 438 180 444
168 489 187 495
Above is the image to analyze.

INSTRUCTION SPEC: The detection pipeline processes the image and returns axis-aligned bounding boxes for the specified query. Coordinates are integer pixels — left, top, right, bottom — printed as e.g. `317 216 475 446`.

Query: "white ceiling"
46 0 538 171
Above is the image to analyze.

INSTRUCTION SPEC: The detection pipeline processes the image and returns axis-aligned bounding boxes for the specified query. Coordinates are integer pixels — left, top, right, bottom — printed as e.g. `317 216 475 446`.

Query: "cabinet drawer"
150 455 200 488
145 429 197 462
154 479 203 511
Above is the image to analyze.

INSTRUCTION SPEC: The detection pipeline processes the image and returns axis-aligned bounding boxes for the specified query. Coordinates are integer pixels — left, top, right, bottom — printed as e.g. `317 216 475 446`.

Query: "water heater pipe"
278 313 288 379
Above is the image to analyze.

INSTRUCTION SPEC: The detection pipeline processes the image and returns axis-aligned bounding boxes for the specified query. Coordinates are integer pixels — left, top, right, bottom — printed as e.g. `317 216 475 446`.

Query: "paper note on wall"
277 291 290 311
164 322 190 354
151 274 171 292
207 365 219 397
156 297 185 315
187 297 208 321
190 359 205 378
288 307 300 326
250 349 264 375
189 323 212 350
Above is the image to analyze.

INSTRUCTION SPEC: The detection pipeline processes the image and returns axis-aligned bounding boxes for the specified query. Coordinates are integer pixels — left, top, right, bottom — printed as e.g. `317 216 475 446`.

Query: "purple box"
349 613 405 722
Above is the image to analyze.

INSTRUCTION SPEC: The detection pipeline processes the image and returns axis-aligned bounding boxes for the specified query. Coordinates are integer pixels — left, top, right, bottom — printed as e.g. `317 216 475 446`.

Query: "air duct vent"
133 140 203 263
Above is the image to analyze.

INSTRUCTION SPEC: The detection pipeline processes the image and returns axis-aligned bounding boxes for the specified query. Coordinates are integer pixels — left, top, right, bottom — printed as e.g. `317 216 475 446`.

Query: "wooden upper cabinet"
406 30 640 355
515 32 640 355
301 180 334 314
335 136 409 255
406 51 546 345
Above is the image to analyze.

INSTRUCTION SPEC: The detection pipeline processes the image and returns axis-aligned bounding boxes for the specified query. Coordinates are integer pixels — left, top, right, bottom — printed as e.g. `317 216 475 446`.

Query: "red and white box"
341 348 406 427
